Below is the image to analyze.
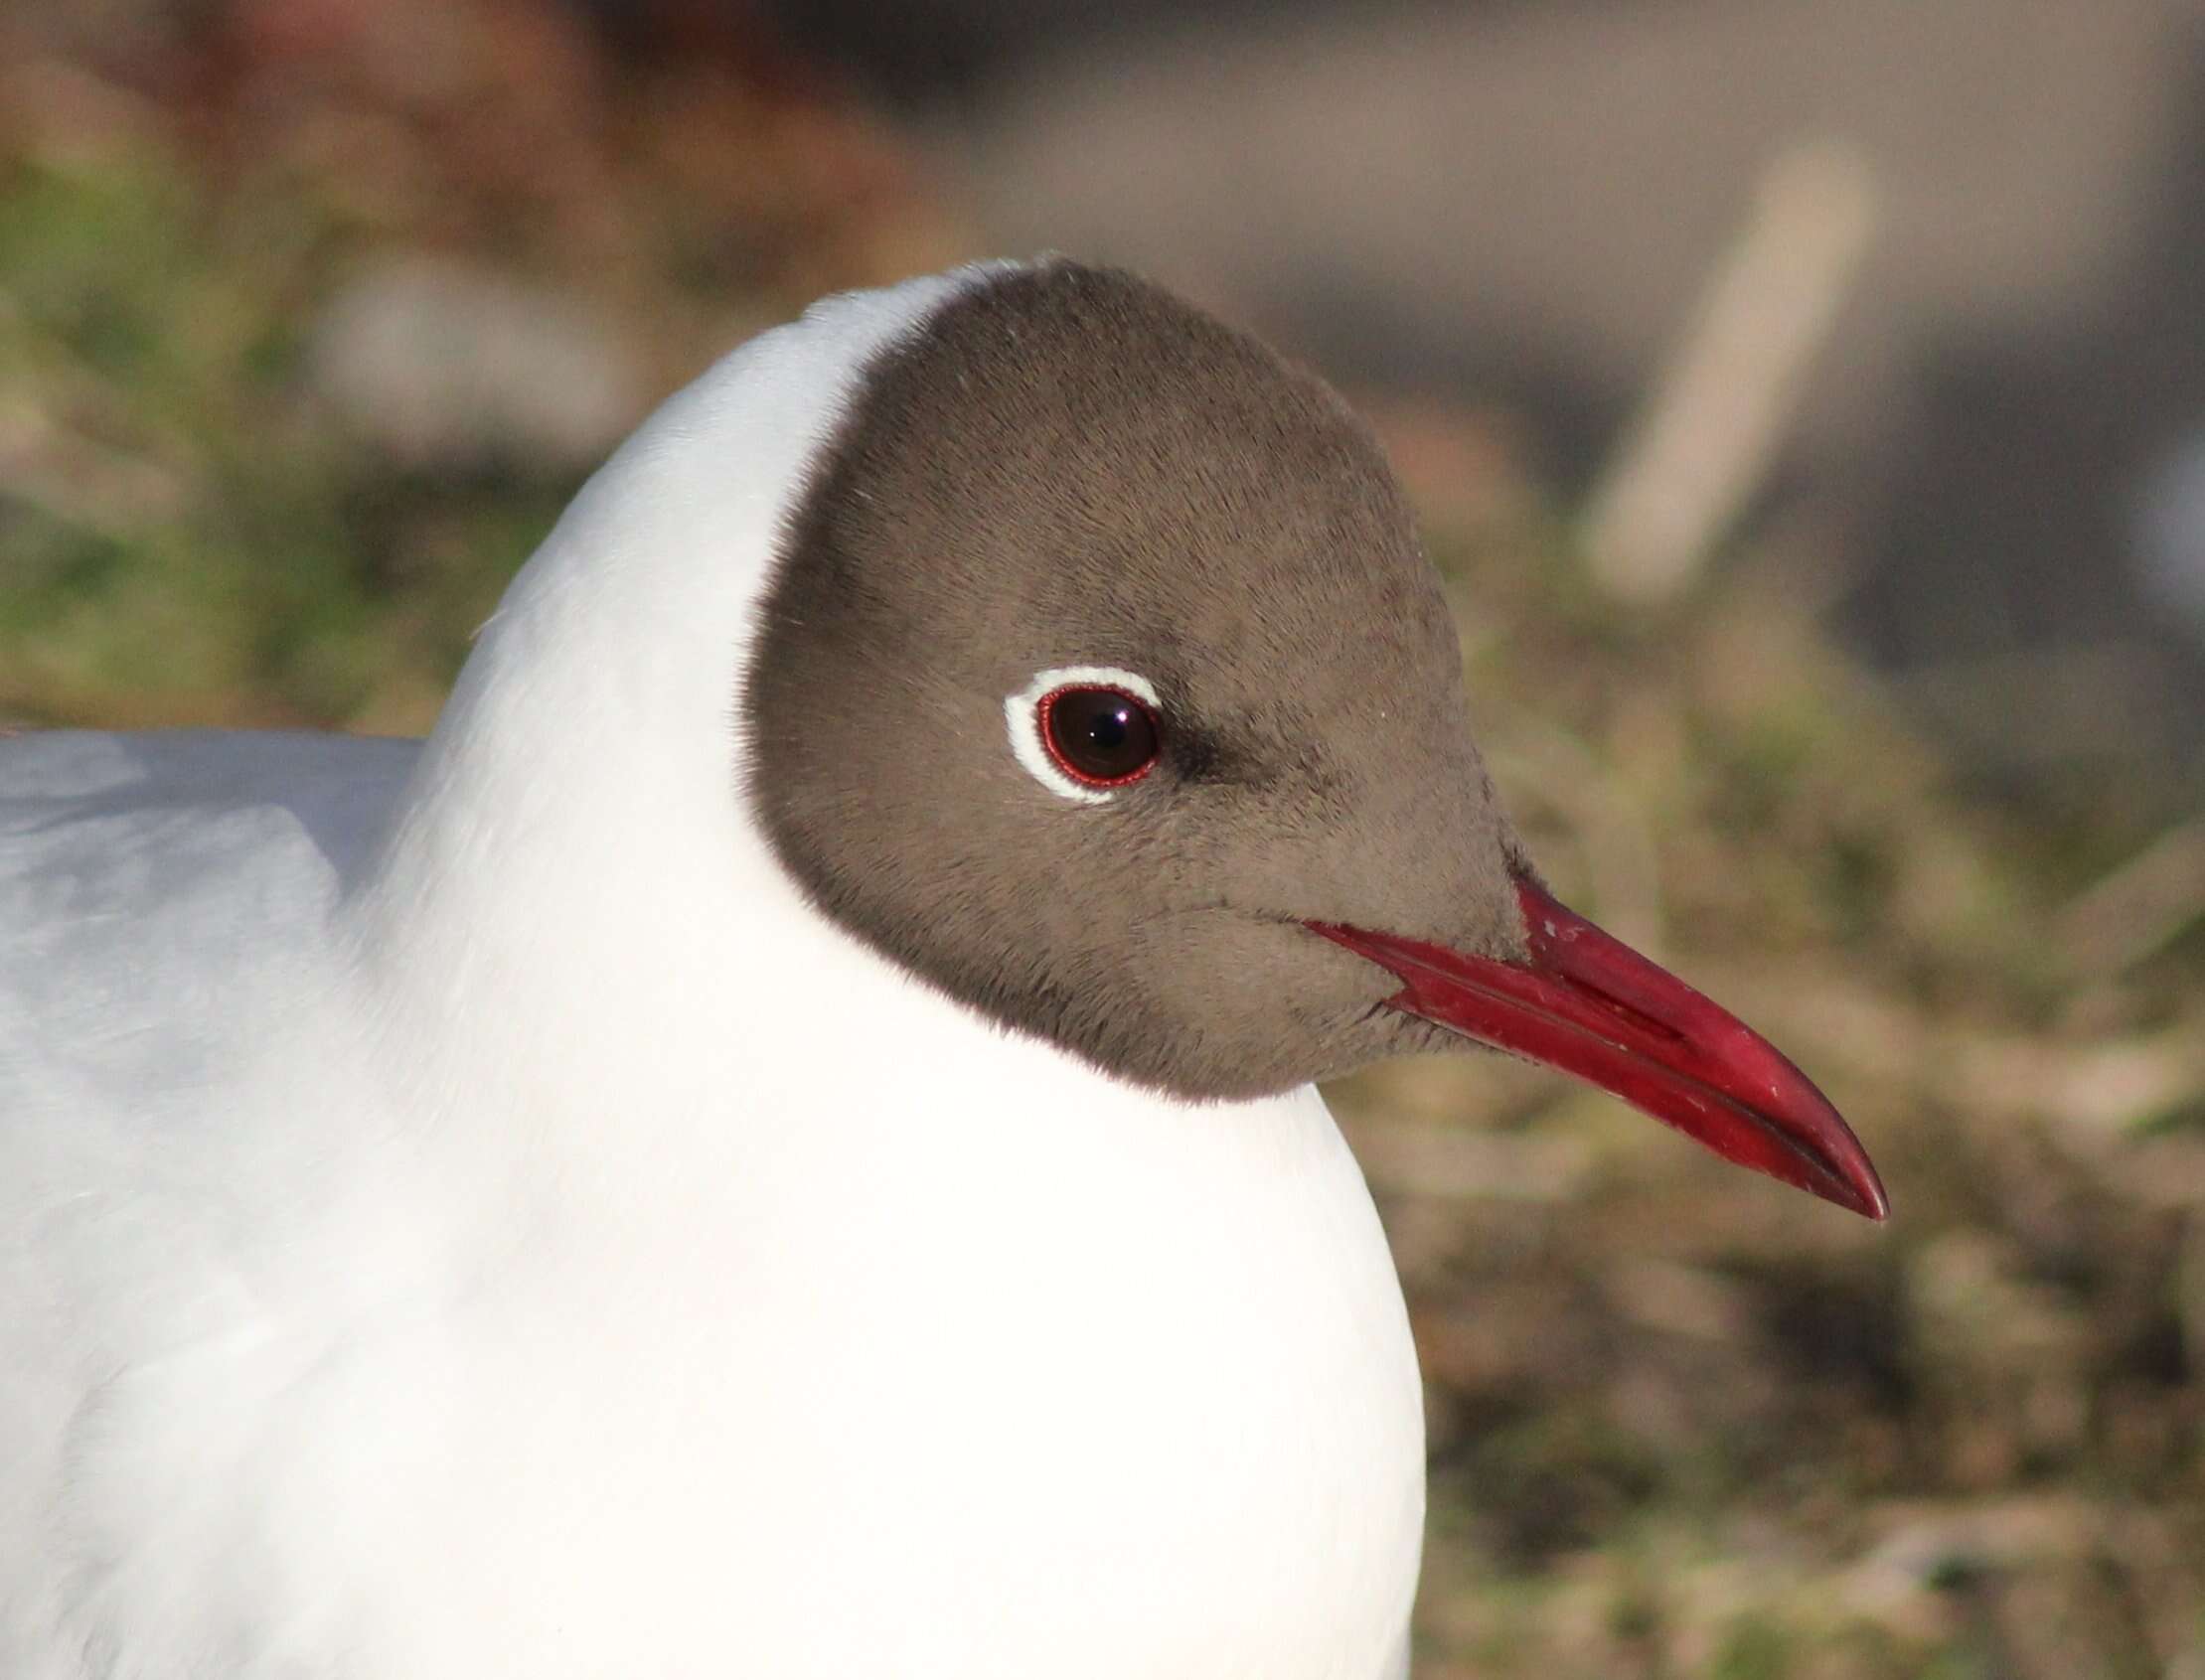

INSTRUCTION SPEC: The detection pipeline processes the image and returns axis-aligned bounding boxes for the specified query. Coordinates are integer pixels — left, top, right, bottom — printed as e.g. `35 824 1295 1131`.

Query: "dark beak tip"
1836 1154 1892 1223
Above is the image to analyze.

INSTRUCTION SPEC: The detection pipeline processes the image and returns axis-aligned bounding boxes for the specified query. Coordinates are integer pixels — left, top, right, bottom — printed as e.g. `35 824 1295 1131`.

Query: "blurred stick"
1584 140 1879 603
2058 817 2205 977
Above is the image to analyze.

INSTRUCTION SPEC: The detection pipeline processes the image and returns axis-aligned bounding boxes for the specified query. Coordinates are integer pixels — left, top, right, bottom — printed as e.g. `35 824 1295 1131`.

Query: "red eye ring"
1037 684 1163 789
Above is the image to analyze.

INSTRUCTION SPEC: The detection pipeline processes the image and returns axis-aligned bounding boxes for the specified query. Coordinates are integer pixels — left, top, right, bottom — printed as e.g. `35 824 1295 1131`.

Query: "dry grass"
1350 405 2205 1676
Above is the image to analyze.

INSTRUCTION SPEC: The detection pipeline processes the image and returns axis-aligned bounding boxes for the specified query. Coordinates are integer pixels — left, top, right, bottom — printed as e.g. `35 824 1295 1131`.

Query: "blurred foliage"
0 0 957 730
4 3 2203 1676
1344 406 2205 1677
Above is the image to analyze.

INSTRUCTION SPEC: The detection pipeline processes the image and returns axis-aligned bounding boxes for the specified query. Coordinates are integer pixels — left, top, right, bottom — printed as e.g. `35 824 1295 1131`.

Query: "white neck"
338 268 1001 1199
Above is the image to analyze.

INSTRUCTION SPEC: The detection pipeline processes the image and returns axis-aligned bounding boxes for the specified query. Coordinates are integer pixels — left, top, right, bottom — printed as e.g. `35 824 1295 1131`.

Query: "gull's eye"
1004 665 1163 804
1041 686 1160 788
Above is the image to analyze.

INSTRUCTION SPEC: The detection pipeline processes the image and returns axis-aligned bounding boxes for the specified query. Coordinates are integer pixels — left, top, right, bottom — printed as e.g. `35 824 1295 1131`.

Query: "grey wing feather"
0 727 422 1098
0 729 424 1666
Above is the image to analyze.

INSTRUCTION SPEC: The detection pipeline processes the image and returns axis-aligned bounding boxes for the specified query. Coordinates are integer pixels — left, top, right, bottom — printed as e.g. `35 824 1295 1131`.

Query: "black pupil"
1048 687 1159 782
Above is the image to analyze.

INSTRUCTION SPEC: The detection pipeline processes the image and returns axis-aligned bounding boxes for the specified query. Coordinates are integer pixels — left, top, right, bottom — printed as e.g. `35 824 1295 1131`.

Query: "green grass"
0 146 573 728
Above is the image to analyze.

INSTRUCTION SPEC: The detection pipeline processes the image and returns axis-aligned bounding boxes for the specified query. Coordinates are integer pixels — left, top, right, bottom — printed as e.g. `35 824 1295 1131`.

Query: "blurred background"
3 0 2203 1672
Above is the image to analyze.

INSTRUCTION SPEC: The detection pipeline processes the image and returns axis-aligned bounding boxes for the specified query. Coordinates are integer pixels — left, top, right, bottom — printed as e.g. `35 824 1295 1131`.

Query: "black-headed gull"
0 259 1881 1679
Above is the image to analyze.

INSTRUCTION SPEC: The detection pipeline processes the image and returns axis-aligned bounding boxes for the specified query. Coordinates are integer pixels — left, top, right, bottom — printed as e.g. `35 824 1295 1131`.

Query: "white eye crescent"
1004 666 1162 804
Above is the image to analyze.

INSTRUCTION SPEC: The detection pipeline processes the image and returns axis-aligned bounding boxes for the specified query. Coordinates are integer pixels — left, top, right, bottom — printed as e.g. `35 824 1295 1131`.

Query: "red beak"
1311 876 1887 1219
